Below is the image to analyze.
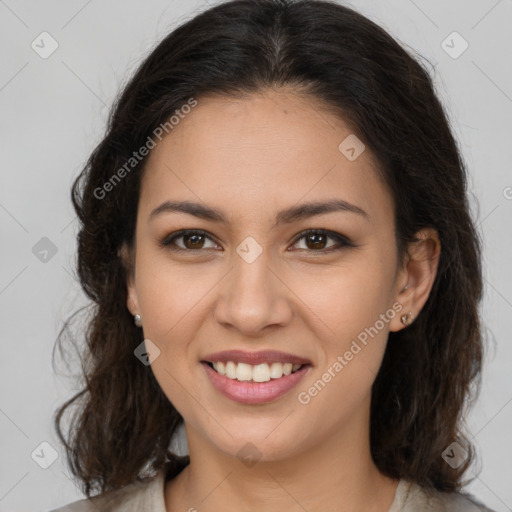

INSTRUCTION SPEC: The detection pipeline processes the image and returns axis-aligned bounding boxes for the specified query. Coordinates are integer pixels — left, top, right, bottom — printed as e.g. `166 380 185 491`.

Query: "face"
125 88 410 463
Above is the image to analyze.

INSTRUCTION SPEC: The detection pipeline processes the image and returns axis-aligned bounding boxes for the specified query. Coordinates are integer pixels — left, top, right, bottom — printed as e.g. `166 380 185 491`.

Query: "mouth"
202 360 309 383
201 360 312 405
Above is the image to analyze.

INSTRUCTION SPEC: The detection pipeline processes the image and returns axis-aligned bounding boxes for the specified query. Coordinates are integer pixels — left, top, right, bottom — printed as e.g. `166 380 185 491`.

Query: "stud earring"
401 312 413 326
134 314 143 327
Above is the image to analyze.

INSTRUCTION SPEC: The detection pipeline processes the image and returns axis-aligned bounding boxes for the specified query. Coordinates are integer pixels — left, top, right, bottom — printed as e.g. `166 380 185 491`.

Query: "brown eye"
291 229 352 253
160 230 219 251
181 233 207 249
303 232 329 250
160 228 352 254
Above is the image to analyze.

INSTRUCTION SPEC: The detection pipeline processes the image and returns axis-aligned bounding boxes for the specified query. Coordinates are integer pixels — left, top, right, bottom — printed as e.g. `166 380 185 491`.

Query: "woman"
51 0 495 510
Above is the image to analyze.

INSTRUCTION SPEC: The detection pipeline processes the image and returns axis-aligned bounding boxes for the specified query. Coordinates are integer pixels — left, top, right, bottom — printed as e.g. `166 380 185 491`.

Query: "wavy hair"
53 0 485 498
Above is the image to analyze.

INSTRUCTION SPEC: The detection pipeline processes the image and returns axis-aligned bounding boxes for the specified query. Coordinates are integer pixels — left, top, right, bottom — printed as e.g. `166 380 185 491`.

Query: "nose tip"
212 259 293 334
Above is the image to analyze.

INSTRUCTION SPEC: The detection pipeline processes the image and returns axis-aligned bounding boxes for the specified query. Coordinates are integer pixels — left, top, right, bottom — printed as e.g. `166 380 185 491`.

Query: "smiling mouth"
203 361 308 383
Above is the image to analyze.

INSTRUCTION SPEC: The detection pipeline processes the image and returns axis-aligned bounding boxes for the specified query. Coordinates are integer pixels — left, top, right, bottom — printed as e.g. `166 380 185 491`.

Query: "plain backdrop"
0 0 511 511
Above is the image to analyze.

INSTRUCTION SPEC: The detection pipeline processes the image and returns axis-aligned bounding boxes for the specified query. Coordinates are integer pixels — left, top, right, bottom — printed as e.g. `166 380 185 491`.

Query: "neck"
165 396 398 512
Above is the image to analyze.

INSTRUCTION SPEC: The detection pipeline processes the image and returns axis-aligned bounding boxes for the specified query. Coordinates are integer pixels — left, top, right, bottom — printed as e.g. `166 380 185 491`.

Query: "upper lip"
201 349 312 366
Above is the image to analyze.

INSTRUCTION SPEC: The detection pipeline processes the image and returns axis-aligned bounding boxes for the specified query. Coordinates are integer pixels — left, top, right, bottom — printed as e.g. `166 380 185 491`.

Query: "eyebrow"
149 198 369 227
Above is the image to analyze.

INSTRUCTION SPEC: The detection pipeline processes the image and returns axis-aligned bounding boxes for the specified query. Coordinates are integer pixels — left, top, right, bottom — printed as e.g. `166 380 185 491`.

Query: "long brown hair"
53 0 486 498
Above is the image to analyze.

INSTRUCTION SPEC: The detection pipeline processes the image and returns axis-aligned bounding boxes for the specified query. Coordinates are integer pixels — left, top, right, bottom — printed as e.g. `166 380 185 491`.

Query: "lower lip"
202 362 311 405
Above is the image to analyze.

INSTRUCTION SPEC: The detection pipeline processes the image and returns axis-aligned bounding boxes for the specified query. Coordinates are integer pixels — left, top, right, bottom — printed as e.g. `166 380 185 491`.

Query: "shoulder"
399 479 496 512
48 470 166 512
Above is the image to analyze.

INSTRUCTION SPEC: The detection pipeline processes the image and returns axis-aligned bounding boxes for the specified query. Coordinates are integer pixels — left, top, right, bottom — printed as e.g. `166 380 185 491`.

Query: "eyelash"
159 228 353 254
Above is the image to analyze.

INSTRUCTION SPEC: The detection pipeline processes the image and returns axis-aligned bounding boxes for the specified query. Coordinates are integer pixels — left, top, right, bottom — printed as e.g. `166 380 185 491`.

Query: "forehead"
139 89 394 228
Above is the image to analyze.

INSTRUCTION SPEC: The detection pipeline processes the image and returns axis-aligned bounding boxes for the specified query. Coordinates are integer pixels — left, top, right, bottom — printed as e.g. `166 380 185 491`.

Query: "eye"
159 228 353 254
160 229 219 251
290 229 353 253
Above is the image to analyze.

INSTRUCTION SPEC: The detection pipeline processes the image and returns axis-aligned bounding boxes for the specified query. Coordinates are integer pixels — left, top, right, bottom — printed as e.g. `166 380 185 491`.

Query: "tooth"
269 362 284 379
212 361 303 381
253 363 271 382
225 361 237 379
236 362 253 381
213 361 225 375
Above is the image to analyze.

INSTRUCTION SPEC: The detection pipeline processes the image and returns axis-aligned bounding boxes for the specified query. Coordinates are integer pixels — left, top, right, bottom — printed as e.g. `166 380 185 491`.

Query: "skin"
123 87 441 512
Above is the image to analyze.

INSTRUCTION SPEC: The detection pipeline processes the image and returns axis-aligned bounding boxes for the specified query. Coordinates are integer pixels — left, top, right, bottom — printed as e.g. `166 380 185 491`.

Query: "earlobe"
390 228 441 332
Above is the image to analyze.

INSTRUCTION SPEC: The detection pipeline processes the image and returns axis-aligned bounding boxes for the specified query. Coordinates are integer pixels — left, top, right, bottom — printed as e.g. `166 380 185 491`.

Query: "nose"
213 250 293 336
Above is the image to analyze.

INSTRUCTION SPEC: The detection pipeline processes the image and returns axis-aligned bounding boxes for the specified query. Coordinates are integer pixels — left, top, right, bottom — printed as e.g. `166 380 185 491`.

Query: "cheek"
292 254 394 339
293 255 394 400
298 309 390 428
133 247 217 340
133 257 211 415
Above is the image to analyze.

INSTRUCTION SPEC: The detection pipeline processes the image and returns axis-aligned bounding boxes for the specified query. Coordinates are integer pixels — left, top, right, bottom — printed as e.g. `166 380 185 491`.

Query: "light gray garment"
48 470 496 512
389 478 495 512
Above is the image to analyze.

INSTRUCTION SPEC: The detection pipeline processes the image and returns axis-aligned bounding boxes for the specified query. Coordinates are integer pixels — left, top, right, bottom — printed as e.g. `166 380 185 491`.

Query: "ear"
118 242 139 317
389 227 441 332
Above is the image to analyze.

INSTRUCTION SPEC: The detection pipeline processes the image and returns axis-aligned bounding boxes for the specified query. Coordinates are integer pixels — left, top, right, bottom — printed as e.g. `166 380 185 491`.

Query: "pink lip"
202 361 312 405
201 349 312 366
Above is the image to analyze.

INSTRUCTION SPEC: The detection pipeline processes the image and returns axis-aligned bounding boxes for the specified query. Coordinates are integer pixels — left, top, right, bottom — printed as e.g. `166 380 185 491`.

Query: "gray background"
0 0 511 511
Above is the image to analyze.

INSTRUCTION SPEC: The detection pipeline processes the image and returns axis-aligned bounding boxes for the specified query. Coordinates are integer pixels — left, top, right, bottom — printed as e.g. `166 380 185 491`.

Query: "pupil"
308 233 326 250
186 234 203 249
